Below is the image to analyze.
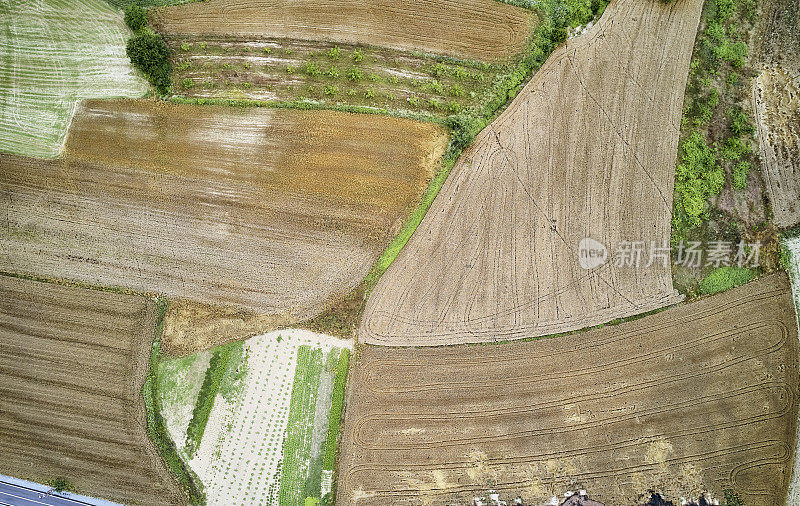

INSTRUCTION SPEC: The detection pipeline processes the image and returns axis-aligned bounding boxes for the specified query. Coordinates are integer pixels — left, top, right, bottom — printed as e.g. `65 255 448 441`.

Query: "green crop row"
185 341 240 452
279 346 324 506
322 349 351 472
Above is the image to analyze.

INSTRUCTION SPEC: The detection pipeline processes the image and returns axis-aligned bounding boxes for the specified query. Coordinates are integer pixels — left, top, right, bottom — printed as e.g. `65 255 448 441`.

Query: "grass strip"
322 349 351 472
143 298 206 504
279 346 324 506
185 340 238 451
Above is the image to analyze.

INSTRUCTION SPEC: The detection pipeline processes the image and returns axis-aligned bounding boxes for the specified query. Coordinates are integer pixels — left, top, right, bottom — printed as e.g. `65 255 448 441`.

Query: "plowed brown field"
0 100 447 353
150 0 535 62
359 0 702 346
338 274 799 506
0 275 183 505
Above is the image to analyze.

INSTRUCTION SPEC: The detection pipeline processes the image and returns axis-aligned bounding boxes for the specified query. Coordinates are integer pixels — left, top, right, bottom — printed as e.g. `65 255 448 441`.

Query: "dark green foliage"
723 489 744 505
47 478 76 493
123 5 147 32
729 106 755 136
126 30 171 94
322 349 350 471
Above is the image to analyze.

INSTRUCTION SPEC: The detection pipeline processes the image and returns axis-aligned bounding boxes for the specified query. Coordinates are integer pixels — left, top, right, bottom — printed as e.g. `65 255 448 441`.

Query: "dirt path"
150 0 536 62
359 0 702 346
338 273 799 505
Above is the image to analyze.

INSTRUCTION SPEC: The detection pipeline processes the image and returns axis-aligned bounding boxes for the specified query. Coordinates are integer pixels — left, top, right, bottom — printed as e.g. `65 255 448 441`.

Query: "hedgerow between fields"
671 0 760 241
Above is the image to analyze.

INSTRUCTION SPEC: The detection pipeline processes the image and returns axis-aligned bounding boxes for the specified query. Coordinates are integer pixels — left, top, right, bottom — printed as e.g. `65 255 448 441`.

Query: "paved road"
0 481 98 506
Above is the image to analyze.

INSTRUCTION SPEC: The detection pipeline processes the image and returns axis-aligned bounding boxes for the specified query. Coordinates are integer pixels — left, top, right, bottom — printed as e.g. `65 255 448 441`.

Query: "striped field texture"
0 0 147 157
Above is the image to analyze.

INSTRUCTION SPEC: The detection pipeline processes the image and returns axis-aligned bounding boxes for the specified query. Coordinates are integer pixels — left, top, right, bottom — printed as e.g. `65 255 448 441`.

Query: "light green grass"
280 346 324 506
699 266 755 294
0 0 147 157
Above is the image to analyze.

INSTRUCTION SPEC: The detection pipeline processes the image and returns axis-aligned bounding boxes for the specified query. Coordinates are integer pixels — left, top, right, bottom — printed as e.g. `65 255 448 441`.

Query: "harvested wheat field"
0 275 183 505
339 273 799 506
150 0 536 62
0 100 447 353
752 68 800 228
360 0 702 346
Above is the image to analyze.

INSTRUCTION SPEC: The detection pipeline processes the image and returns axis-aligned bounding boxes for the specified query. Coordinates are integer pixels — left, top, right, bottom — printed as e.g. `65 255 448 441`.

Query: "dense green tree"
124 5 147 32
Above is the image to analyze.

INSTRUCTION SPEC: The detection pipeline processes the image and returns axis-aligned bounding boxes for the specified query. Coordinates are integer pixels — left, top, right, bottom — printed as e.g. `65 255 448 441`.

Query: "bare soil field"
0 100 447 354
359 0 701 346
752 68 800 228
150 0 536 62
0 275 183 505
748 0 800 228
338 273 799 506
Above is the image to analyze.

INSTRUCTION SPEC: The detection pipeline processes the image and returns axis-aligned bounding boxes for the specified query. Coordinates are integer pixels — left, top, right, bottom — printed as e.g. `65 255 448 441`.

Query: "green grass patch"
279 346 324 506
185 340 242 452
142 298 205 504
699 266 755 294
322 349 350 471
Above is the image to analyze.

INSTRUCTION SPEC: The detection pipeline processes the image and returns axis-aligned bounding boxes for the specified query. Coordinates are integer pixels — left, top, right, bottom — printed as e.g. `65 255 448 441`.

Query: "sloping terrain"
338 273 799 506
150 0 536 62
0 0 147 157
0 100 447 353
0 275 183 505
359 0 702 346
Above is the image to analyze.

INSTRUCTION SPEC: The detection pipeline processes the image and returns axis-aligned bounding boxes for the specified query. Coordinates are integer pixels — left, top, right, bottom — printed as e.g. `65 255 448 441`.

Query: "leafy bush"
327 66 339 78
674 131 724 227
352 49 363 63
126 29 171 94
324 85 338 96
700 266 754 294
729 106 755 136
47 478 76 493
346 67 362 82
328 45 341 60
732 160 750 190
124 5 147 32
180 41 190 51
182 78 193 89
365 87 376 99
305 61 320 76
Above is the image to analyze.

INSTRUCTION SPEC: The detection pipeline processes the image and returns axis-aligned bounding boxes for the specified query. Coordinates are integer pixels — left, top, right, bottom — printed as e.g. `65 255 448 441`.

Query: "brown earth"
751 67 800 229
150 0 536 62
0 100 447 354
359 0 702 346
0 275 184 505
749 0 800 228
338 273 799 506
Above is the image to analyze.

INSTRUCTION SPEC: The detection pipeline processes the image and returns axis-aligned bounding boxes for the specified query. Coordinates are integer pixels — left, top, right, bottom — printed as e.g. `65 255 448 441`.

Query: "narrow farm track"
0 0 147 158
338 273 800 505
359 0 703 346
150 0 536 62
0 276 184 505
0 101 447 352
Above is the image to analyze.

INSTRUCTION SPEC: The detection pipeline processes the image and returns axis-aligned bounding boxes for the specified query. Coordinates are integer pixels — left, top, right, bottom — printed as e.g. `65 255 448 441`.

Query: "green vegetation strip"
279 346 324 506
323 349 351 471
671 0 759 241
185 340 241 451
143 298 205 504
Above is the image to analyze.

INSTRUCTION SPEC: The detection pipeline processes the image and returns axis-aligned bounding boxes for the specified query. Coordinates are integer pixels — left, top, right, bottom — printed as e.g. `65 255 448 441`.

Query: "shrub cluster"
124 5 172 95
